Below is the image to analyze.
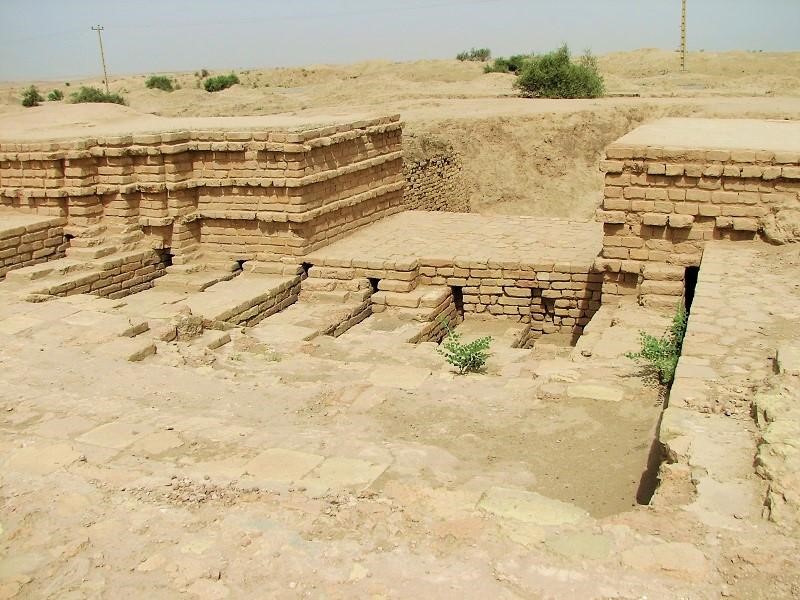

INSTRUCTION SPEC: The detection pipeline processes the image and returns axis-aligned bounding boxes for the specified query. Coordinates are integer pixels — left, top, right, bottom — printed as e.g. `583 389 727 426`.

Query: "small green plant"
145 75 174 92
514 44 605 99
21 85 44 107
437 319 492 375
70 86 127 105
456 47 491 62
484 54 532 74
47 89 64 101
204 73 239 92
625 306 687 385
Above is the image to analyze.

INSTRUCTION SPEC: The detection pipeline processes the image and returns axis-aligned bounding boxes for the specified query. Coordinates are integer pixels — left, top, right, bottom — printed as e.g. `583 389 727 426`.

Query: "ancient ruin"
1 112 800 598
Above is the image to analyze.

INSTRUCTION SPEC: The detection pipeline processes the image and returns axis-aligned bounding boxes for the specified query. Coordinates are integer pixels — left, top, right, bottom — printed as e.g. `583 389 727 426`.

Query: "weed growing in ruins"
70 86 127 105
437 319 492 375
515 45 604 98
456 48 491 62
47 89 64 101
625 307 687 385
204 73 240 92
145 75 175 92
21 86 44 107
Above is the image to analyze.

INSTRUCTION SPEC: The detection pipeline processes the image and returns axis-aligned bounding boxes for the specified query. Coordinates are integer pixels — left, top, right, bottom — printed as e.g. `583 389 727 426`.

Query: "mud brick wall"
0 216 67 278
91 250 169 299
229 277 301 327
0 115 405 264
307 257 601 338
403 152 469 213
418 262 601 338
597 143 800 308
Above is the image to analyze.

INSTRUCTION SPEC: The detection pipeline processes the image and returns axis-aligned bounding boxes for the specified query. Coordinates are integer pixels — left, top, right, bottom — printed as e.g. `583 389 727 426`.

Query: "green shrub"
204 73 239 92
456 47 491 62
145 75 174 92
625 306 687 385
484 54 532 74
437 320 492 375
70 86 127 105
514 44 604 98
21 86 44 107
47 89 64 101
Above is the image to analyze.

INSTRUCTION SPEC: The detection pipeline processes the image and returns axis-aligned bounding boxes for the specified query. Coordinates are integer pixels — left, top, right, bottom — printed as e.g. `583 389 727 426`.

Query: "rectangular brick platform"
304 211 603 336
597 118 800 308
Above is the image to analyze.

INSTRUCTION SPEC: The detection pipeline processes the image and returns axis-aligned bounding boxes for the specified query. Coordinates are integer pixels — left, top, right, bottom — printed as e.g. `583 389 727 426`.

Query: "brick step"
4 258 90 283
243 261 304 277
154 269 238 292
178 273 301 327
66 244 118 260
90 248 160 271
372 285 450 310
248 296 371 345
300 289 371 303
25 268 103 298
300 276 370 293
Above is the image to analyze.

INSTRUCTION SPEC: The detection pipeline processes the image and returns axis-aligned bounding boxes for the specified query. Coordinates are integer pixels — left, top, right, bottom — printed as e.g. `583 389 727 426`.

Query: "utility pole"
91 25 110 93
680 0 687 71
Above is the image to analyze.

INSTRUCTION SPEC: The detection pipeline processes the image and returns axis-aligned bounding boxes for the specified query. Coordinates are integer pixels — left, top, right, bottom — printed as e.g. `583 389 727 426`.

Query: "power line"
680 0 687 71
91 25 110 93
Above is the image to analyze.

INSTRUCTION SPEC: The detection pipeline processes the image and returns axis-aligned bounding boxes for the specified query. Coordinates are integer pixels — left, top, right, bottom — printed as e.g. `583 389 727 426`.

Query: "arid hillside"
2 49 799 218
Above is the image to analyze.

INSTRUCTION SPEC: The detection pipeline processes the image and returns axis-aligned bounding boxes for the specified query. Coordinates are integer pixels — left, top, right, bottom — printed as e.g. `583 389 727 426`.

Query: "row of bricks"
603 200 767 218
0 236 65 257
0 226 63 245
1 157 403 190
605 174 800 195
1 245 61 265
600 210 760 230
0 175 405 198
1 133 400 166
0 119 402 152
603 146 799 163
606 187 792 203
602 159 800 179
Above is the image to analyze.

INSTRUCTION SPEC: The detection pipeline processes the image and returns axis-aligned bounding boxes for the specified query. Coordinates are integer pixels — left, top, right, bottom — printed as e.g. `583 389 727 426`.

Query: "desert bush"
200 68 209 78
625 306 687 385
456 47 491 62
204 73 239 92
21 86 44 107
514 44 605 98
145 75 174 92
484 54 532 74
70 86 127 105
47 89 64 101
437 320 492 375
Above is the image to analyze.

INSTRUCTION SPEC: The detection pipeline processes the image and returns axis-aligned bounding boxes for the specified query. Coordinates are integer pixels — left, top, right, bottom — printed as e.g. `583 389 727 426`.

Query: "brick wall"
0 216 67 278
0 116 405 265
597 136 800 308
403 152 469 213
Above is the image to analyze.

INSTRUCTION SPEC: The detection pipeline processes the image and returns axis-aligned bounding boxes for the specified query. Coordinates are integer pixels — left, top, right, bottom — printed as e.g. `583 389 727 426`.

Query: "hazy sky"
1 0 798 81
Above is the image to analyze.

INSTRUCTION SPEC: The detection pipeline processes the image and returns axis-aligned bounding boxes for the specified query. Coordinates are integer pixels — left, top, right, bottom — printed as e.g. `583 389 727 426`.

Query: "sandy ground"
2 50 799 218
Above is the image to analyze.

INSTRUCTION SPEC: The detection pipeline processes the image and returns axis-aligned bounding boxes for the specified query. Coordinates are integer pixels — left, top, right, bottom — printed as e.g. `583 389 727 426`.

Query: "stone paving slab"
243 448 325 484
478 486 590 526
299 456 390 495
